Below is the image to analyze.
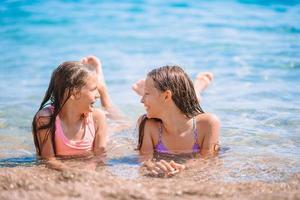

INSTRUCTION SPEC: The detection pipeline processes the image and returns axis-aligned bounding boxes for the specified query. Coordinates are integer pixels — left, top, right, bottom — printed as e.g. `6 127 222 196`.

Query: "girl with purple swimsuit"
132 66 220 176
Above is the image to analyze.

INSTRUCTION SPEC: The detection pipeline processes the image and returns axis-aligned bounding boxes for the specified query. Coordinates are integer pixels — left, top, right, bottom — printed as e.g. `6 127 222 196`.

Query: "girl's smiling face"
75 73 99 113
141 77 165 118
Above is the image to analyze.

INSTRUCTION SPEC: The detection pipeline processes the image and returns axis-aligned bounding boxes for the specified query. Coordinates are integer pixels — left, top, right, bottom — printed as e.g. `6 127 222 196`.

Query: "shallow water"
0 0 300 183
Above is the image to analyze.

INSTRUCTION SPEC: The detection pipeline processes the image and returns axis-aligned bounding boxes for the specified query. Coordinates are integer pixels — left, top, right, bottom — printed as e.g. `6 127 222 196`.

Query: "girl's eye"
91 86 97 91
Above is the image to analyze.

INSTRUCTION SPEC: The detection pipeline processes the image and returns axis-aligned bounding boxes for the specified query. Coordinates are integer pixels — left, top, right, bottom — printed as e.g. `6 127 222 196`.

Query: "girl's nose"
95 91 100 99
140 95 145 104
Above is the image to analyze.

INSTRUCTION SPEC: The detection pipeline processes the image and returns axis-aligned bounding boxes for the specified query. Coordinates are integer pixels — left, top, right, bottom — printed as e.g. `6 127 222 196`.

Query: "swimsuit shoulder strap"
158 122 163 143
192 117 199 143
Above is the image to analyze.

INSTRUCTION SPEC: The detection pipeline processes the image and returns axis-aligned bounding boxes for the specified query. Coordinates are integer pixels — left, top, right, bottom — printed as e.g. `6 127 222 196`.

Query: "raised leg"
193 72 214 102
81 56 130 126
131 72 214 101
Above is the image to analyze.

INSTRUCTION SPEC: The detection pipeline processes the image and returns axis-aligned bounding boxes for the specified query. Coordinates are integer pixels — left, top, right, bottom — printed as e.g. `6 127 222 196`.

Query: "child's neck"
58 104 83 126
160 107 192 135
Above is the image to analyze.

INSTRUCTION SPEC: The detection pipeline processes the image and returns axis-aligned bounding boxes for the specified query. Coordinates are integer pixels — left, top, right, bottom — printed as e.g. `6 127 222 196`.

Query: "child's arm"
92 108 108 156
138 117 155 158
197 113 220 157
35 109 55 159
35 109 72 171
81 108 108 170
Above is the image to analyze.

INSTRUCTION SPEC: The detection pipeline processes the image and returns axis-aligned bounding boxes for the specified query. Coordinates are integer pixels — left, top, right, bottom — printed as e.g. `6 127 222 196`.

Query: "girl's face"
141 77 165 118
75 73 99 113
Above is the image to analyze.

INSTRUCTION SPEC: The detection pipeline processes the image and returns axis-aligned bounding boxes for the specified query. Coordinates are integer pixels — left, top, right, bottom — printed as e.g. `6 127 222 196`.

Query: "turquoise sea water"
0 0 300 181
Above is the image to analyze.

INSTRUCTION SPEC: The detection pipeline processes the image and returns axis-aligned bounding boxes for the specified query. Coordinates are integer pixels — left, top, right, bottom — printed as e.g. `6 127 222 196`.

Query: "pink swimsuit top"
52 108 95 157
155 117 200 154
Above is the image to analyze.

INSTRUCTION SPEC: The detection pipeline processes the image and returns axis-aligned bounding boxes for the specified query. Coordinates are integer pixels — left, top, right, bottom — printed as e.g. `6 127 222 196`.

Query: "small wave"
0 156 36 168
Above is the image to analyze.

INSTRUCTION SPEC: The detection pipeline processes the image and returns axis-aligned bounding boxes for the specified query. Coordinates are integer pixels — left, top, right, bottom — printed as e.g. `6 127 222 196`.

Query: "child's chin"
87 107 94 112
146 113 154 118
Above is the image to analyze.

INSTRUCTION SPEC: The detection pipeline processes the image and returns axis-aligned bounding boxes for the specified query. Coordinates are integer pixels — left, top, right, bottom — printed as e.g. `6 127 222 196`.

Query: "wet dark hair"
137 65 204 150
32 61 96 157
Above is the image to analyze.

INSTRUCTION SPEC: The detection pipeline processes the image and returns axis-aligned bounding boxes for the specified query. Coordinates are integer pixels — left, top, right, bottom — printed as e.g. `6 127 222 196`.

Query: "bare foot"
81 55 106 87
132 79 145 96
81 55 113 109
194 72 214 101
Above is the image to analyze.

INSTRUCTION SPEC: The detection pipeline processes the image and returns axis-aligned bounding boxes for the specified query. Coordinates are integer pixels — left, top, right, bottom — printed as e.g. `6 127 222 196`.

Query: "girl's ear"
70 89 80 100
164 90 172 102
70 94 75 100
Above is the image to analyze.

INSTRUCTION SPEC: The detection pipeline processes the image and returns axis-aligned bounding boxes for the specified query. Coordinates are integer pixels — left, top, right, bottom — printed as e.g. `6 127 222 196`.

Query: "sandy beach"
0 165 299 200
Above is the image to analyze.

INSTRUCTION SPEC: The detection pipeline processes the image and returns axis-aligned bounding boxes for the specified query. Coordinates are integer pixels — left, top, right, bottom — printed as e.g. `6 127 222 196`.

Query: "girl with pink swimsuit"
32 56 128 170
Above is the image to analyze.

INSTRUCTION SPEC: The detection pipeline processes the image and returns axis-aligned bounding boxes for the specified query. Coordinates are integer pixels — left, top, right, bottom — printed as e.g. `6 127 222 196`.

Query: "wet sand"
0 165 299 200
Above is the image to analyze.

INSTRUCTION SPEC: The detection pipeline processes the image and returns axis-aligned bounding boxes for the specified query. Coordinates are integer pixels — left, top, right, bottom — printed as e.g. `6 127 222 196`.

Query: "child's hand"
144 159 185 177
169 160 185 174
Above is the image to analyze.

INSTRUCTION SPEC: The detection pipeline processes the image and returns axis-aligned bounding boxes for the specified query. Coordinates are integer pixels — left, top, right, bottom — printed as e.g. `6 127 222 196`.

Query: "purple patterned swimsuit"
155 118 200 154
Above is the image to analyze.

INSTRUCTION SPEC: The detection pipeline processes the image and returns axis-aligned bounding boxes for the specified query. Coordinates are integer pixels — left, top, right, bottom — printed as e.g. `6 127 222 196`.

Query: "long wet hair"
32 61 96 157
137 65 205 150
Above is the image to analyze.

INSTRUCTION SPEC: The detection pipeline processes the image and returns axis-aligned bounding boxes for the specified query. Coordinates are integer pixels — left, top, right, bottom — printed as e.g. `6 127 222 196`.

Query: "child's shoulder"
91 108 106 124
137 115 160 131
35 107 53 125
36 107 52 117
195 112 220 127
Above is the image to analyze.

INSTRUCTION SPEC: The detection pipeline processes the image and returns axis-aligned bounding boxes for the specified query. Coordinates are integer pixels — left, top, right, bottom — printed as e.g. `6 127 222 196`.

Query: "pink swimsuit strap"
53 110 95 156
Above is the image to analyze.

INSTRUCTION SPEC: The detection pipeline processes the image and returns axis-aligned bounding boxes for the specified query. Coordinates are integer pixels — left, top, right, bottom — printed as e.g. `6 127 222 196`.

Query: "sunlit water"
0 0 300 182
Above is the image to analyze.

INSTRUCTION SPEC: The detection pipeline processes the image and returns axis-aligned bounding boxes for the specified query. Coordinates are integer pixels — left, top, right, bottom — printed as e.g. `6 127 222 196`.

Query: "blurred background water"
0 0 299 182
